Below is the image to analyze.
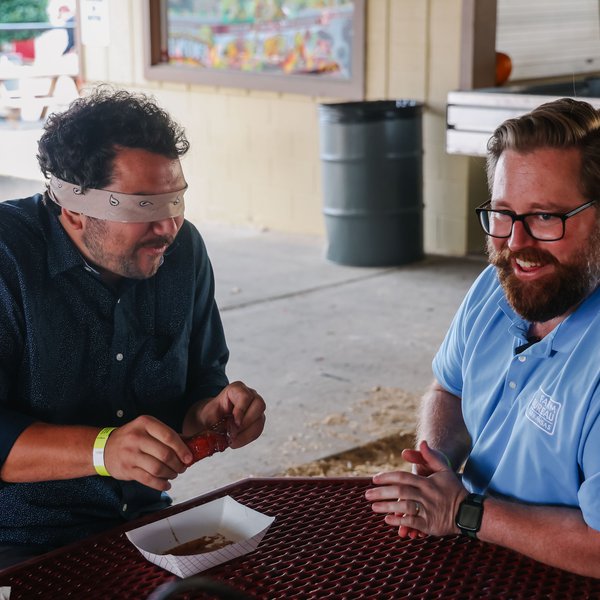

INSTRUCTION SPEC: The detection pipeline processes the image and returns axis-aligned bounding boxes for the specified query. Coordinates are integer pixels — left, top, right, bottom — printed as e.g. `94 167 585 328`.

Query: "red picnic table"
1 477 599 599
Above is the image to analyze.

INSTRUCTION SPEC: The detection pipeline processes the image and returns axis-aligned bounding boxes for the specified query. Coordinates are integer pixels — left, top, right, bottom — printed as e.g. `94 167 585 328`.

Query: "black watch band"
455 493 486 539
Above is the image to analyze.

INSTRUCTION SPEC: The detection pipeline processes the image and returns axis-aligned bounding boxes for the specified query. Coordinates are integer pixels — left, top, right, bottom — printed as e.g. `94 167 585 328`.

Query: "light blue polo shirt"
433 265 600 530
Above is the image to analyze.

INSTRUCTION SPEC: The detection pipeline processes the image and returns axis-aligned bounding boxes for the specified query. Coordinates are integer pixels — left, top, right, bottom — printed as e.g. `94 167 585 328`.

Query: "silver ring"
414 501 421 516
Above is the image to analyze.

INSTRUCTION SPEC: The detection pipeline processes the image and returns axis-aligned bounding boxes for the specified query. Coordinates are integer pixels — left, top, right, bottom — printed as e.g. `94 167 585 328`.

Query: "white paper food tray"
126 495 275 578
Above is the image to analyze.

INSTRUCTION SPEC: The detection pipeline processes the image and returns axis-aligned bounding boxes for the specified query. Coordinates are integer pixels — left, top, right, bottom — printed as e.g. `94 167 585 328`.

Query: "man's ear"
59 208 84 230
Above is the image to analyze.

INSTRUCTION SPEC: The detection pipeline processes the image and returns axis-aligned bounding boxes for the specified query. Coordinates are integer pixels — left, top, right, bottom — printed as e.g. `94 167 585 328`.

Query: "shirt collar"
497 284 600 356
43 202 88 278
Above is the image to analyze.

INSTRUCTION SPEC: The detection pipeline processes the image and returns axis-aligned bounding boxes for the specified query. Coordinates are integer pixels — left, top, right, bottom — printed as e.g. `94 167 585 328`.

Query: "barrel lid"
319 100 423 123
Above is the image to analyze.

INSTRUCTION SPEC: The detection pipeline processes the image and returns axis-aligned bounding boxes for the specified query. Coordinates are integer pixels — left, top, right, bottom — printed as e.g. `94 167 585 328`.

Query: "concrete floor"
187 225 484 502
0 175 486 504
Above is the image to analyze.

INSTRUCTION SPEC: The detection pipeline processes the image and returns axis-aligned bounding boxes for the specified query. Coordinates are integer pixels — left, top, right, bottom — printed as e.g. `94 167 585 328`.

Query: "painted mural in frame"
145 0 365 99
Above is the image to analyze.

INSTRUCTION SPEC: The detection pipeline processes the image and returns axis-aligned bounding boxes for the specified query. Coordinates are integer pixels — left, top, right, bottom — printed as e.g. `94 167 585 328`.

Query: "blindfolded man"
0 87 265 568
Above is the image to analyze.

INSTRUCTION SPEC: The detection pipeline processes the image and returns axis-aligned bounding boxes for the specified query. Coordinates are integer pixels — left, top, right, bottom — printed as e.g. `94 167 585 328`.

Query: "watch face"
459 502 482 530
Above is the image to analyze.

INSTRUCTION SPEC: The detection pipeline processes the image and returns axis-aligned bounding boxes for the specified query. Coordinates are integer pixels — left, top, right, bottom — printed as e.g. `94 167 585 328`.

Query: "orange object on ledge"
496 51 512 86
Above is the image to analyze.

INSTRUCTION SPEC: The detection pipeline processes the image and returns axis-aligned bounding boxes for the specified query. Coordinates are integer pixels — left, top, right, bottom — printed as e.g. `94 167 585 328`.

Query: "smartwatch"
455 493 486 539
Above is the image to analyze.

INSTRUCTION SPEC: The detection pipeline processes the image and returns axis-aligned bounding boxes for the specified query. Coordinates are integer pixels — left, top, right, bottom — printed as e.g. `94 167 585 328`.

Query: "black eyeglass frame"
475 199 597 241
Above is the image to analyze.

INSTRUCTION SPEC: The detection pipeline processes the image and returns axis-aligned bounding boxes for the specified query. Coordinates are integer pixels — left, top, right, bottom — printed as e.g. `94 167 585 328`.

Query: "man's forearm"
481 497 600 578
411 383 600 577
417 380 470 470
0 422 98 482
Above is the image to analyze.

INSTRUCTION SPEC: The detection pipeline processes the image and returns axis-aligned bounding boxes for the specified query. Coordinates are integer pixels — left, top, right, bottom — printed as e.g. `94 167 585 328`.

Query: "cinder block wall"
82 0 472 255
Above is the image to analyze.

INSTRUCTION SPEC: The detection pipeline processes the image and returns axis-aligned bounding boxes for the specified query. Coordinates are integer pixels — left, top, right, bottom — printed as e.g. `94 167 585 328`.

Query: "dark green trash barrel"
318 100 424 266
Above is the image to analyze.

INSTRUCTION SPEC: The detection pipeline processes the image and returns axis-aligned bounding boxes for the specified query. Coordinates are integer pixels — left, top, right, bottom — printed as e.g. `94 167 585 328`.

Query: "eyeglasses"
475 200 596 241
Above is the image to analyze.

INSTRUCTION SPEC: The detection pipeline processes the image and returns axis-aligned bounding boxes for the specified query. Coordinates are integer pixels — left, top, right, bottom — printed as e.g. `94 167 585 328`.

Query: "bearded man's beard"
487 227 600 323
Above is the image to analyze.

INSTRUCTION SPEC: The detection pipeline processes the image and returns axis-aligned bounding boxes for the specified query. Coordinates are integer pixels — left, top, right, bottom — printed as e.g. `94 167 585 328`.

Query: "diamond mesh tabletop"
1 477 599 599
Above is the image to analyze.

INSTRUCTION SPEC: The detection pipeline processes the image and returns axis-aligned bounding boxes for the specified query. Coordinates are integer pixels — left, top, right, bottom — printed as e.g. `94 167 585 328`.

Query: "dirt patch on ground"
280 386 419 477
281 431 414 477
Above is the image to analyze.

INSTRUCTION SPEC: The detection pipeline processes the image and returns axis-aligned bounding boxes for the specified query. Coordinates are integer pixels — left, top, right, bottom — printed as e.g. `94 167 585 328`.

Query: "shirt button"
116 409 124 418
509 381 517 389
122 504 128 512
518 356 527 363
116 353 124 361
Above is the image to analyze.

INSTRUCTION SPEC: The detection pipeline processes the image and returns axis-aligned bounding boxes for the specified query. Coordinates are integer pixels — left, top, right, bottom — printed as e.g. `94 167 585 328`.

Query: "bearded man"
366 98 600 578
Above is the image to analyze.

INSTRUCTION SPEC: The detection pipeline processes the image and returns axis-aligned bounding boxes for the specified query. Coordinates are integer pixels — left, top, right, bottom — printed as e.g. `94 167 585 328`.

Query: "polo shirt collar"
498 284 600 356
554 285 600 354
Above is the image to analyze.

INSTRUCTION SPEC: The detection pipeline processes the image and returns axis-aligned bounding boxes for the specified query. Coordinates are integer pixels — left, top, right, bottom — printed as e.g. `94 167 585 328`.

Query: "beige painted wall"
81 0 475 256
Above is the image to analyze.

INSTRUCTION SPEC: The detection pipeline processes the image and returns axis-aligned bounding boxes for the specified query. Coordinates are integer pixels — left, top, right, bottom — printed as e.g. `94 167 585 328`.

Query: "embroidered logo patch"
525 389 561 435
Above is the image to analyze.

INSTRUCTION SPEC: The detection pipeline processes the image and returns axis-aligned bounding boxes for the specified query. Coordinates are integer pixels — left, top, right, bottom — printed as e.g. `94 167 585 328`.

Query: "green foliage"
0 0 49 45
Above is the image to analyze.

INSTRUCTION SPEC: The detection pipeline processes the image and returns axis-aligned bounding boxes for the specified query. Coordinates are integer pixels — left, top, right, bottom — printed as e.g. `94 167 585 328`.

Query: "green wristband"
93 427 117 477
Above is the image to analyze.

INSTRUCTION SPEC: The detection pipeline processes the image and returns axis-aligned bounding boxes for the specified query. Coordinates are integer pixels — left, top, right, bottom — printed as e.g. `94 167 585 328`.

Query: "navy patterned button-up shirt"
0 195 229 546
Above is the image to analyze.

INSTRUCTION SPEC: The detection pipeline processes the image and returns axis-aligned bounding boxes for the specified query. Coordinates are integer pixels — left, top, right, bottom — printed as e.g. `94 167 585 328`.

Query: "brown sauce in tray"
164 532 233 555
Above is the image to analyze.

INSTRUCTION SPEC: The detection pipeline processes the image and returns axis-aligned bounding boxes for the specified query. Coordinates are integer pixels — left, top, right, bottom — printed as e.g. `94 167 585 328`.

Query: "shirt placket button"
114 354 124 417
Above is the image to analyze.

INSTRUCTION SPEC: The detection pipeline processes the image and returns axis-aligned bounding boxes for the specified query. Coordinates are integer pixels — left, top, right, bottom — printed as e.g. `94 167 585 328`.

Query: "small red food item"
183 430 230 464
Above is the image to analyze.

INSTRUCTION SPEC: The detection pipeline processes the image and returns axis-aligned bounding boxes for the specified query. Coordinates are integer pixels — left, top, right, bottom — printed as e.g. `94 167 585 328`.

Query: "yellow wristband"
93 427 117 477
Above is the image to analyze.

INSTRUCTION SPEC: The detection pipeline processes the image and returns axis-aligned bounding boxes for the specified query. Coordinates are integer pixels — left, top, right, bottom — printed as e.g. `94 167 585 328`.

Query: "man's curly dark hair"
37 86 190 192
